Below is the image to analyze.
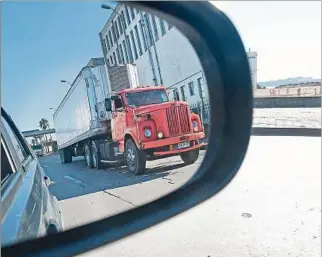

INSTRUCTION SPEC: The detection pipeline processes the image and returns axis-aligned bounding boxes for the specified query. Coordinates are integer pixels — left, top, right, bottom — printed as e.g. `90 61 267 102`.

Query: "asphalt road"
41 150 205 230
40 136 321 257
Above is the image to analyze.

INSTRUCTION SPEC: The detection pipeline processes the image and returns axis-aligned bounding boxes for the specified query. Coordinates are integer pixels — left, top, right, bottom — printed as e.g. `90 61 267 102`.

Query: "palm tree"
39 118 50 153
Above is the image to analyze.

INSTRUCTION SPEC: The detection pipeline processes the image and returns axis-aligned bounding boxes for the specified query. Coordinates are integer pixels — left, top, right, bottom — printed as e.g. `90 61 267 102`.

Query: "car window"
1 116 28 163
1 139 14 183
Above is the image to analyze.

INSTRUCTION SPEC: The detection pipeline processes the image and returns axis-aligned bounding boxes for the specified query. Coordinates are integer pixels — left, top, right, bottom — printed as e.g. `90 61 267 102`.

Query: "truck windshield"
125 90 169 107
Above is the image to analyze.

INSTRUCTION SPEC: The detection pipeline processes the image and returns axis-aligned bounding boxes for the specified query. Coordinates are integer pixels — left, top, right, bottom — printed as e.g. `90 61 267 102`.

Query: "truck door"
111 95 126 144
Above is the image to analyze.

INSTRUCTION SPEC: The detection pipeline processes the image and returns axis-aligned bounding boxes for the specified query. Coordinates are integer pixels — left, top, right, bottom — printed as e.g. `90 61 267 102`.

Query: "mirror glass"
1 2 213 246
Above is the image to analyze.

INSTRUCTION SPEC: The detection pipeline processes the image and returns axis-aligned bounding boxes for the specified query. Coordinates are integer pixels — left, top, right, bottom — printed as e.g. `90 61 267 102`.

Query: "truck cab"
103 86 205 174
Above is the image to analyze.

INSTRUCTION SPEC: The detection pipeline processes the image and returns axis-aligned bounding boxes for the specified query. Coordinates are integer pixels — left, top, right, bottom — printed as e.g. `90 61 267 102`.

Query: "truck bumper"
141 132 205 156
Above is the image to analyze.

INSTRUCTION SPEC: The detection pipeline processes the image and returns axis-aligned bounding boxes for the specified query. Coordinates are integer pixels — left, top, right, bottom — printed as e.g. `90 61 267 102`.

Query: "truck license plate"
178 141 190 149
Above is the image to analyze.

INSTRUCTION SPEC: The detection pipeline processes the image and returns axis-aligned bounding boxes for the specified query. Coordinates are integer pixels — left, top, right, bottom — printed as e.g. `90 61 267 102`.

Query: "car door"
1 111 62 246
111 95 126 143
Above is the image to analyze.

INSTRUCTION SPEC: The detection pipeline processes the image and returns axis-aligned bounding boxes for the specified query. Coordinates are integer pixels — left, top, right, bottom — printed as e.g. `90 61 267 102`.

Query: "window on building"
139 20 148 51
134 25 143 56
122 40 129 63
114 21 120 39
110 56 113 65
130 7 135 20
112 23 117 43
118 17 123 35
113 52 117 65
101 38 108 56
130 31 139 60
121 11 127 30
173 89 180 101
180 85 186 101
107 59 110 66
188 81 195 96
109 30 113 47
136 8 140 14
105 35 110 50
116 46 121 64
119 44 125 63
151 15 159 41
159 19 167 36
126 35 134 63
125 6 131 25
144 14 154 46
197 77 205 98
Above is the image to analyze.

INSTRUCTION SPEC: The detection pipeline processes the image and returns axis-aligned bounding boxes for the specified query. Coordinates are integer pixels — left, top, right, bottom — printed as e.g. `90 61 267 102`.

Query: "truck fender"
123 132 140 152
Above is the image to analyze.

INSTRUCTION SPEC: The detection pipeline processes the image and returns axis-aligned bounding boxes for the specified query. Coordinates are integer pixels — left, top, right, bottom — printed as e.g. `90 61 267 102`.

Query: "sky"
1 1 321 131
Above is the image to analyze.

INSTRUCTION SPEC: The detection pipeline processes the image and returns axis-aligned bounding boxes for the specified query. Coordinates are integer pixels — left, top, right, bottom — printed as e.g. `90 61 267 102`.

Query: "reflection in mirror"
1 2 218 246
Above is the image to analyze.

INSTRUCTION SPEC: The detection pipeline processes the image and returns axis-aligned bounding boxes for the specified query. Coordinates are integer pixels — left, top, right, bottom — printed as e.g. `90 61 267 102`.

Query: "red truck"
54 60 204 175
104 85 205 174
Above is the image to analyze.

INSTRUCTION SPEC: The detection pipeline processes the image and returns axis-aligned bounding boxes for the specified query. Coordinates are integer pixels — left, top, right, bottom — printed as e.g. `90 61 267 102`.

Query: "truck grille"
166 106 191 136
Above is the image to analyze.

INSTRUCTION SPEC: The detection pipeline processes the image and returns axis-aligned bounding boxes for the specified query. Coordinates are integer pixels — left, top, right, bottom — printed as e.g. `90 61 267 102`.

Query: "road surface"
40 136 321 257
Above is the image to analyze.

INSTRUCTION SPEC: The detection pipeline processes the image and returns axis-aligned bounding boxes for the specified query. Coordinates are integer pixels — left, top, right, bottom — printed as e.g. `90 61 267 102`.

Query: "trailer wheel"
91 141 103 169
180 149 199 165
125 139 146 175
60 148 72 164
84 144 93 168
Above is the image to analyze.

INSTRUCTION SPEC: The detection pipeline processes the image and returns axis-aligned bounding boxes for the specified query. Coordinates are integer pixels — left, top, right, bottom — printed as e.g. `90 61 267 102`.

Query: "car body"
1 108 63 247
31 144 44 157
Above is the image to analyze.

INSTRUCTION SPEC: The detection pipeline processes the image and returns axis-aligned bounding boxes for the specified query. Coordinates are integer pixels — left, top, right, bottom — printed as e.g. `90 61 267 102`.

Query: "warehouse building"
99 4 258 106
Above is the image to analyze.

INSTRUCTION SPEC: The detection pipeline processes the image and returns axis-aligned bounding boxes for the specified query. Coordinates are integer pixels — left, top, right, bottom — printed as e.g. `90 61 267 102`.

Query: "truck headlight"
144 128 152 138
192 121 199 132
157 132 163 139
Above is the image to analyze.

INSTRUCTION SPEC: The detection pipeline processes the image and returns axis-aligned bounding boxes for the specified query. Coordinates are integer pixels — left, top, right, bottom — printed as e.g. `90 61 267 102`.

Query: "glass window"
130 31 138 60
2 117 27 163
101 38 107 56
105 35 110 50
189 81 195 96
134 25 143 56
1 140 14 182
112 23 118 42
107 58 110 66
144 14 154 46
180 85 186 101
126 90 169 107
122 40 129 63
113 52 117 65
109 31 113 47
197 77 205 98
115 21 120 39
173 89 180 101
121 11 127 29
159 19 167 36
151 15 159 41
139 20 148 51
116 46 121 64
136 8 140 14
118 17 123 35
126 35 134 63
119 44 125 64
125 6 131 25
130 7 135 20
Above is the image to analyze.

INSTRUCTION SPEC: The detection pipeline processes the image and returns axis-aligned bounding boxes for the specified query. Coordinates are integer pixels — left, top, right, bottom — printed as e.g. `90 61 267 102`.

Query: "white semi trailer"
53 57 139 164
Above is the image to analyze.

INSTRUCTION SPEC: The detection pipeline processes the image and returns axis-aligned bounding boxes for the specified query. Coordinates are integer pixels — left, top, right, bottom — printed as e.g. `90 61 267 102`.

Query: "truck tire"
91 141 103 169
180 149 199 165
84 143 93 168
60 148 72 164
125 139 146 175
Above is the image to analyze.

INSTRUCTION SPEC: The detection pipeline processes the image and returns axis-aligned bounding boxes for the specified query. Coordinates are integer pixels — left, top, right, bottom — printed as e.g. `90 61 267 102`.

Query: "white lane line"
64 175 83 184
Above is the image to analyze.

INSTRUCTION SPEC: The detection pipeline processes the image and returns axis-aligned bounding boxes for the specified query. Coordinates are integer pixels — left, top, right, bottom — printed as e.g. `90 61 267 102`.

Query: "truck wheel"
60 148 72 164
84 144 93 168
91 141 103 169
180 149 199 165
125 139 146 175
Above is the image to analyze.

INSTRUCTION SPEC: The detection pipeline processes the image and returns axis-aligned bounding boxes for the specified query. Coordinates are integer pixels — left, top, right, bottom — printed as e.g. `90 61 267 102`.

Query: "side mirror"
105 98 111 112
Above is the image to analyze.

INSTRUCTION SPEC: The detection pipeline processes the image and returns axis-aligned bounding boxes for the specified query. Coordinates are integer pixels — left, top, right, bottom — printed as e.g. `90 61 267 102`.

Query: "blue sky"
2 1 321 131
2 1 115 131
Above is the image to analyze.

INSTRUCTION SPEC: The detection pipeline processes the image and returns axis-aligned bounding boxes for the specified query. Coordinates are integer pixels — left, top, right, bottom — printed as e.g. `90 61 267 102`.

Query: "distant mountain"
258 77 321 88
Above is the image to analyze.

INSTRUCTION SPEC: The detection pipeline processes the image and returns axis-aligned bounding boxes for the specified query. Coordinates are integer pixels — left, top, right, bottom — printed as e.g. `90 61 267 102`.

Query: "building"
99 4 258 106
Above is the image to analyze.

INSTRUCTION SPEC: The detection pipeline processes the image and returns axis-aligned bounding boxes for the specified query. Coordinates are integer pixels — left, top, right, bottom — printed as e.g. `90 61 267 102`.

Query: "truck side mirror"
105 98 112 112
